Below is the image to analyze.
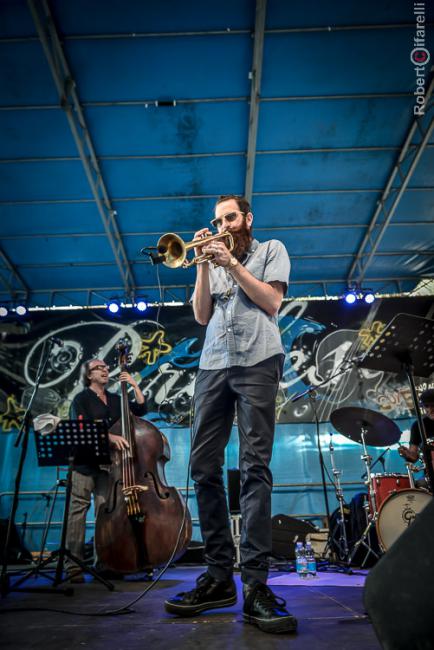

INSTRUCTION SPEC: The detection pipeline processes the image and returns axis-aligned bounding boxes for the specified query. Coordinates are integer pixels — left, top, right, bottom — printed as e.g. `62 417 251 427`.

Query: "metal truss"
244 0 266 202
1 222 433 240
0 21 422 44
7 143 434 164
347 75 434 286
1 276 426 307
0 91 414 111
27 0 136 300
14 249 434 269
0 246 29 300
3 185 434 207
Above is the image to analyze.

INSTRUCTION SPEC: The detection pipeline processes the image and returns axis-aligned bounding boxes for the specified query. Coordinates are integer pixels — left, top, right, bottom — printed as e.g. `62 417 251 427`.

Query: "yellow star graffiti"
138 330 172 365
358 320 386 350
0 394 25 432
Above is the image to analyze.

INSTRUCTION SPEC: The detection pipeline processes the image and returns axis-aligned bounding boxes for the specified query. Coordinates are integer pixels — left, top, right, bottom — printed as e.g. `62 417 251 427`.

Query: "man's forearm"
228 264 283 316
193 264 213 325
133 384 145 404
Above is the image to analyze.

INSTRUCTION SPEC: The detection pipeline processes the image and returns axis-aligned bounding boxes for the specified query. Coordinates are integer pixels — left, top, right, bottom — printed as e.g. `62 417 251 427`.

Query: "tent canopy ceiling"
0 0 433 308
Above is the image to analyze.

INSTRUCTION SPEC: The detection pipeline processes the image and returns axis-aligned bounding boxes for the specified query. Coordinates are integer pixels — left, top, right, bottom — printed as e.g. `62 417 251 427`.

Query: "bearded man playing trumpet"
164 195 295 634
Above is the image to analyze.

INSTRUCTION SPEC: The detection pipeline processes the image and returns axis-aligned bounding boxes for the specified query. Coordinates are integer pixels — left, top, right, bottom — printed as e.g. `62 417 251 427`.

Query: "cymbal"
330 407 401 447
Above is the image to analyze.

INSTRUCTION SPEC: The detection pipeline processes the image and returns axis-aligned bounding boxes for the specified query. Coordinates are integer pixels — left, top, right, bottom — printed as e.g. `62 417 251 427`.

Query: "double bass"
95 340 192 571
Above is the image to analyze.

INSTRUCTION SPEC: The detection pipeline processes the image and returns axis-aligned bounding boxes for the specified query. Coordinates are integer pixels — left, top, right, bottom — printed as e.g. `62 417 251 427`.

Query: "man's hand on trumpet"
193 227 212 256
202 239 232 267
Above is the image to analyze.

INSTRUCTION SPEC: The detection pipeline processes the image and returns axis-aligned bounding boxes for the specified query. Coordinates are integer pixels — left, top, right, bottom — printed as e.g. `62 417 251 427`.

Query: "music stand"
10 419 114 593
359 313 434 491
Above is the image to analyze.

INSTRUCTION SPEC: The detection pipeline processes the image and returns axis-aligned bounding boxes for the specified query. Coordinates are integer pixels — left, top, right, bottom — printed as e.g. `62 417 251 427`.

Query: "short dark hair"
420 388 434 406
80 359 95 387
214 194 251 216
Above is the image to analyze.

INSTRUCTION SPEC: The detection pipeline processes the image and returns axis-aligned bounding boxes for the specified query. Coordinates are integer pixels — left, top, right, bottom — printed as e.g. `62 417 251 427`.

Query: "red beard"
228 220 253 261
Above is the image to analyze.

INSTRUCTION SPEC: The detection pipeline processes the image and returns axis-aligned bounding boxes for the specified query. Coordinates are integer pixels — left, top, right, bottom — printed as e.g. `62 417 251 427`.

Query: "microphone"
140 246 167 265
49 336 64 347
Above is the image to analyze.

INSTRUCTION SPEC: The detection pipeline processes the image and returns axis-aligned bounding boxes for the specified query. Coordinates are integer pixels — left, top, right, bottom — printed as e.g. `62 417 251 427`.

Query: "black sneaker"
164 572 237 617
243 583 297 634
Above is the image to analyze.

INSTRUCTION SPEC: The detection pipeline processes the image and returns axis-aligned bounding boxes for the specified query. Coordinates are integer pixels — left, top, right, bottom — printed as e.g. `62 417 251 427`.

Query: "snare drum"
376 488 432 551
370 473 411 512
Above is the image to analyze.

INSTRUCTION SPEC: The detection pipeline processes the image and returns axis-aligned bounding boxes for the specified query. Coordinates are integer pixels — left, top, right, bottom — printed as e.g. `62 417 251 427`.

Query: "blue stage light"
136 300 147 312
107 301 120 314
16 305 27 316
364 292 375 304
0 306 8 317
344 291 357 305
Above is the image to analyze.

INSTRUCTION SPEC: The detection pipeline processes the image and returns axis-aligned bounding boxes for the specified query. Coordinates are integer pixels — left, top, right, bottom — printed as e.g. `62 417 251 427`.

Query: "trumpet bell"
157 233 187 268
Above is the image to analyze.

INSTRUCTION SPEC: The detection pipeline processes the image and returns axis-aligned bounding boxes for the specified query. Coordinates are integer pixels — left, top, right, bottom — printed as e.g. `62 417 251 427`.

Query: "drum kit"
328 406 432 567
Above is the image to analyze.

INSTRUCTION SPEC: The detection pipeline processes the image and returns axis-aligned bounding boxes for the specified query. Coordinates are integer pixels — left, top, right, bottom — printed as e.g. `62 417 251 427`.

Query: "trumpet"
156 231 234 268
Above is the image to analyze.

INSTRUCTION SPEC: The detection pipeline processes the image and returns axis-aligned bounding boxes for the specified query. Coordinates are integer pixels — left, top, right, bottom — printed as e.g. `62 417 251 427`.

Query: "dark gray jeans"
191 354 283 585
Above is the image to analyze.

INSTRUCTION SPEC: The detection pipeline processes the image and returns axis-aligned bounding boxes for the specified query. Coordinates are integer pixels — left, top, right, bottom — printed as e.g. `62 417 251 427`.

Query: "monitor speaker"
363 496 434 649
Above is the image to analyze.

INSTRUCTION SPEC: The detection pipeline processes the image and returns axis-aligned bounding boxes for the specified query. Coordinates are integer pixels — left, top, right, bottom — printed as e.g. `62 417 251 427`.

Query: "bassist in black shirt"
66 358 146 581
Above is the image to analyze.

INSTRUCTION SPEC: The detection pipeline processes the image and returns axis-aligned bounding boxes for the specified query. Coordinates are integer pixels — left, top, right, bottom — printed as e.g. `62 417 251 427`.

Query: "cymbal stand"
328 434 349 561
405 461 416 489
347 427 381 568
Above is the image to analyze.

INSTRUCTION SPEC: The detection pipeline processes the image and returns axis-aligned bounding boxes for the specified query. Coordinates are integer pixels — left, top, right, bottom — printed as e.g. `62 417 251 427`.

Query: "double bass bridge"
123 485 148 518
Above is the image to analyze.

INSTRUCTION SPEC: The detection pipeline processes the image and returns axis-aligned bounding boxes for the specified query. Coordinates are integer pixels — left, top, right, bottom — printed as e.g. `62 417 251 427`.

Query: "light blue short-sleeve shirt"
198 238 290 370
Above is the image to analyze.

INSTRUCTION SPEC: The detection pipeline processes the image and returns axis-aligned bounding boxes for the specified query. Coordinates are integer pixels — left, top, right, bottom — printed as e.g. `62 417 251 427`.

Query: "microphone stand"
0 338 71 596
308 390 331 529
361 448 390 480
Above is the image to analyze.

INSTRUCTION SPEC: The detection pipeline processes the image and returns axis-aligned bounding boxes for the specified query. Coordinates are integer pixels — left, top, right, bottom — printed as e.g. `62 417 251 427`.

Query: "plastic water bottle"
305 541 317 577
295 541 308 578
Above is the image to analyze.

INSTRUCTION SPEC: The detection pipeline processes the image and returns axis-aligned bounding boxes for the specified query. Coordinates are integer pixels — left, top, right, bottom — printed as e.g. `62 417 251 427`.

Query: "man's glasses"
90 365 109 372
210 211 244 230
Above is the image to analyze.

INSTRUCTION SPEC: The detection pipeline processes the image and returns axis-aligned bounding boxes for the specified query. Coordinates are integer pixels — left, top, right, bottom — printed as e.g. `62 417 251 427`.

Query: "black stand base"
1 548 114 596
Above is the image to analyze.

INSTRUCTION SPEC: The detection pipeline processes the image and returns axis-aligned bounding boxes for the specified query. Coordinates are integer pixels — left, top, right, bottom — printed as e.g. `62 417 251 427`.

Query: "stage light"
136 300 147 312
344 291 357 305
0 306 8 317
16 305 27 316
364 292 375 304
107 301 120 314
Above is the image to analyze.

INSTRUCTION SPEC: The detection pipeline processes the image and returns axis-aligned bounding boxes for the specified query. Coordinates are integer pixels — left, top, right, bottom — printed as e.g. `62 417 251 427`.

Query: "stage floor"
0 565 381 649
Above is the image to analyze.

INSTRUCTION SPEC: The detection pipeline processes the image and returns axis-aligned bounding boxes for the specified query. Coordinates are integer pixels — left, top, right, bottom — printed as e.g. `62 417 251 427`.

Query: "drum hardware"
327 434 349 561
346 425 381 567
292 365 363 572
330 407 402 567
361 447 390 480
405 462 417 488
331 404 434 562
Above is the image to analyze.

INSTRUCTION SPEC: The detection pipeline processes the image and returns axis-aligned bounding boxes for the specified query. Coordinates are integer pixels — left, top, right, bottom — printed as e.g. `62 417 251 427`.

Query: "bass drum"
376 488 432 551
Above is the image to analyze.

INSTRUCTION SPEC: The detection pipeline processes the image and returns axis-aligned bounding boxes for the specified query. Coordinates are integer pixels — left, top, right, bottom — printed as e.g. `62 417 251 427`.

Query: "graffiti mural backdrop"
278 297 433 423
0 297 433 436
